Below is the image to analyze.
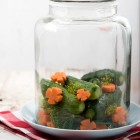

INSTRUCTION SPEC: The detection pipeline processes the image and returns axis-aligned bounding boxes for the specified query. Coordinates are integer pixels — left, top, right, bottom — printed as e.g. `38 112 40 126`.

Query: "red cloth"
0 111 140 140
0 111 59 140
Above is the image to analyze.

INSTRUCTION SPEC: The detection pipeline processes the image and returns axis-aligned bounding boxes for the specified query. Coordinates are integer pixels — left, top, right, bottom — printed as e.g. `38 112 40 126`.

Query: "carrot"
37 109 55 127
101 83 116 93
37 108 49 118
112 106 127 125
37 108 50 126
46 87 63 105
46 122 55 128
38 115 48 125
77 89 90 102
80 119 96 130
51 72 66 84
96 124 108 130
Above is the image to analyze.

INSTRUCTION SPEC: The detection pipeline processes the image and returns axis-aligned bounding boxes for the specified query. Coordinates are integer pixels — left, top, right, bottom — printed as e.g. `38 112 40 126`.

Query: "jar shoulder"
35 16 54 28
112 16 131 31
35 15 131 34
36 16 131 25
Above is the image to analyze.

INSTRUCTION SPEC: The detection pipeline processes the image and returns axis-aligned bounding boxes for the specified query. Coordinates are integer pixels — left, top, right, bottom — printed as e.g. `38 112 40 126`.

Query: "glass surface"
51 0 116 2
34 0 131 130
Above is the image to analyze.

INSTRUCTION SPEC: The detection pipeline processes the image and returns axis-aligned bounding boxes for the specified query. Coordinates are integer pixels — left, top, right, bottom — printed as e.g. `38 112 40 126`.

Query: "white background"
0 0 139 103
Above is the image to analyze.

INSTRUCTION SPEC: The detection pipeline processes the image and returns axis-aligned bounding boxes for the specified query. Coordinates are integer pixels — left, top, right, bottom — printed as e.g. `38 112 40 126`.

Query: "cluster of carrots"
38 72 127 130
47 72 92 104
37 106 127 130
37 108 55 128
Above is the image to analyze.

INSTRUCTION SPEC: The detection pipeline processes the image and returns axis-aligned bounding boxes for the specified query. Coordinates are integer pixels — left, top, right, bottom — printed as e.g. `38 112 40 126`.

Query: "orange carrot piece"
47 121 55 128
77 89 90 102
96 124 108 130
51 72 66 84
46 87 63 105
112 106 127 125
37 109 50 126
101 83 116 93
38 115 48 125
80 119 96 130
37 108 50 118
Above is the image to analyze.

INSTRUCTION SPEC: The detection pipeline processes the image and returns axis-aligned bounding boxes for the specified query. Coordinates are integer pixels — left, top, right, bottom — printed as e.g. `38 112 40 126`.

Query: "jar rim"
50 0 117 8
50 0 116 3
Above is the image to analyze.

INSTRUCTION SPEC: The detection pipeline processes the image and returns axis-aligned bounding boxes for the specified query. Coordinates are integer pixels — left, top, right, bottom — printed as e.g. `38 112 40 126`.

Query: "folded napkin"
0 110 140 140
0 111 55 140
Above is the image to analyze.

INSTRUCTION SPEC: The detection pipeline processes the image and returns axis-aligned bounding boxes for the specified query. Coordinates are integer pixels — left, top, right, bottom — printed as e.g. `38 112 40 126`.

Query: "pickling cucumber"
64 76 102 100
40 79 85 115
81 69 125 86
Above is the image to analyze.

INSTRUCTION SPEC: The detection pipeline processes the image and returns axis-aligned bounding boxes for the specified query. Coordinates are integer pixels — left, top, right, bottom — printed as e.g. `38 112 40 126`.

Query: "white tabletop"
0 71 34 111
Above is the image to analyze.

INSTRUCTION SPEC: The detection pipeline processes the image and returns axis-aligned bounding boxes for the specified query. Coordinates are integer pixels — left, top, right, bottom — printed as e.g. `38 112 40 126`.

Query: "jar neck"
49 1 117 20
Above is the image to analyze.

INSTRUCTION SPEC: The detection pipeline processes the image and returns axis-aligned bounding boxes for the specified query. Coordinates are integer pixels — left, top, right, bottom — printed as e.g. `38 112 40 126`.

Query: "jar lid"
50 0 117 8
51 0 116 2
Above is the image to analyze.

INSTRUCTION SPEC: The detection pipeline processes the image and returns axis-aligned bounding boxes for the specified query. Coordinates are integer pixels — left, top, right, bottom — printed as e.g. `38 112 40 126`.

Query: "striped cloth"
0 111 140 140
0 111 50 140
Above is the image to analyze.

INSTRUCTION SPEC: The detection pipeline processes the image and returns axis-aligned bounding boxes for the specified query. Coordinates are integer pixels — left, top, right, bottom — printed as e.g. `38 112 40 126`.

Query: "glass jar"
35 0 131 130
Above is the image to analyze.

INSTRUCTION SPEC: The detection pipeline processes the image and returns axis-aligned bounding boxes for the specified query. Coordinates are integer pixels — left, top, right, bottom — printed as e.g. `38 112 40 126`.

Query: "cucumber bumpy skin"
40 79 85 129
86 87 122 120
85 108 96 120
40 79 85 115
105 104 118 117
64 76 102 100
40 98 84 129
81 69 125 86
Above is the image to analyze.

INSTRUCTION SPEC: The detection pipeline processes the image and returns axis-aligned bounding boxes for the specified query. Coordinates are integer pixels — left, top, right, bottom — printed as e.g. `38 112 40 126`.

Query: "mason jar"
35 0 131 130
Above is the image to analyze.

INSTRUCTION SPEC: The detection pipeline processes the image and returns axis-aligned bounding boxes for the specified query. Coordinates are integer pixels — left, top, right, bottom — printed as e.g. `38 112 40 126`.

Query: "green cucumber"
40 98 84 129
81 69 125 86
64 76 102 100
89 84 102 100
40 79 85 115
89 78 101 86
86 87 122 120
105 104 118 117
85 108 95 120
